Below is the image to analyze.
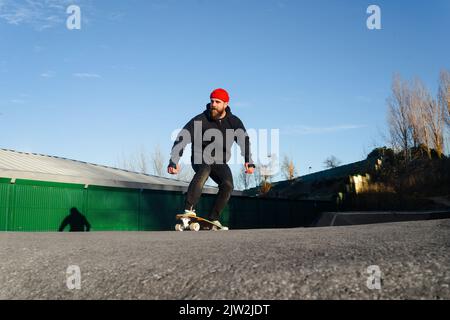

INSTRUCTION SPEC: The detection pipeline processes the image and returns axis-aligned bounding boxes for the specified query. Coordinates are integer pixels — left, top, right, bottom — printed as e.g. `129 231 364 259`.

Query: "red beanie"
210 88 230 103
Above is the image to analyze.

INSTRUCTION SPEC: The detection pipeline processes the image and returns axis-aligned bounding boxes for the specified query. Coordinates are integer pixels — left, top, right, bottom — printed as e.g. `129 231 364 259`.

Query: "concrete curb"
313 210 450 227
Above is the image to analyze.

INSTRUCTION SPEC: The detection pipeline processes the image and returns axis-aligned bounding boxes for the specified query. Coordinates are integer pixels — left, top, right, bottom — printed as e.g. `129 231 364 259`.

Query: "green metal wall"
87 186 140 231
0 178 332 232
0 178 10 231
139 189 184 231
3 179 85 232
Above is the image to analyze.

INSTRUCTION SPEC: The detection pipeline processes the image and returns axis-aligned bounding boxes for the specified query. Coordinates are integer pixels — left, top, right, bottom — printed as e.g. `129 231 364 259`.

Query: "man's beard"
210 108 223 119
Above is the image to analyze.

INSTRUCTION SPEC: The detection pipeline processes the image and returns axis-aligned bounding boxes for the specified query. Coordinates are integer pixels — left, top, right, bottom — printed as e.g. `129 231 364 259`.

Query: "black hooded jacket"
169 103 254 167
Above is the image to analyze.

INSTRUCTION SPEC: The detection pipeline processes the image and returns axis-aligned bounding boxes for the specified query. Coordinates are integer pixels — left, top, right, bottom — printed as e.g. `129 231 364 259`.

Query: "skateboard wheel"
190 222 200 232
175 224 184 232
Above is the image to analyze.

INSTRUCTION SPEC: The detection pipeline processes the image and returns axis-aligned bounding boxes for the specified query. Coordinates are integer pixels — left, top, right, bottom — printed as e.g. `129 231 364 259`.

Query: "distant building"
245 156 382 202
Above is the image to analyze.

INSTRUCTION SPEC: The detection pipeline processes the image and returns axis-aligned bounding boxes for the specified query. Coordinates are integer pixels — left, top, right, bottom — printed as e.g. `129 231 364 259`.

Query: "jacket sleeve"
169 117 195 167
233 116 254 166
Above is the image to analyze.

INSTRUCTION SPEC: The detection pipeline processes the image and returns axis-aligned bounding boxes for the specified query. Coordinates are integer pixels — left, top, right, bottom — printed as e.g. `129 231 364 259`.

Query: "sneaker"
211 220 229 231
183 209 196 217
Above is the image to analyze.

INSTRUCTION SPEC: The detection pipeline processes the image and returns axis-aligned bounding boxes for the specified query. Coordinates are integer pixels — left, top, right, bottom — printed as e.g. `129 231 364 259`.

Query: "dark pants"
184 163 234 221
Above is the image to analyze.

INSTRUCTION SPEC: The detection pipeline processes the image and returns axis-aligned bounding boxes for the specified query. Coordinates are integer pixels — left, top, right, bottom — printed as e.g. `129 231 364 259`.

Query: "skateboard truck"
175 216 200 232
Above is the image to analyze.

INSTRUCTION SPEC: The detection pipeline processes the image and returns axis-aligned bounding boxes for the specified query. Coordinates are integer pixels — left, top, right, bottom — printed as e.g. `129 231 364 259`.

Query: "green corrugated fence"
0 178 333 232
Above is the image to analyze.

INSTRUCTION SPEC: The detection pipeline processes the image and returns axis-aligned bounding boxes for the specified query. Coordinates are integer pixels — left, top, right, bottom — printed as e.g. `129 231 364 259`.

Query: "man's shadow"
59 207 91 232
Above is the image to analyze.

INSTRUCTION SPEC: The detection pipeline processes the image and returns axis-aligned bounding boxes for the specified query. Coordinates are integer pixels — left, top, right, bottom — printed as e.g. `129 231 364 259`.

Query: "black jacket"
169 104 254 167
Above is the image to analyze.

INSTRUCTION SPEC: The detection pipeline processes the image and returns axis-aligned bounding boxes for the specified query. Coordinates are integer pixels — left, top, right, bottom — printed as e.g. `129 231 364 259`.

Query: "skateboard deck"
175 213 228 231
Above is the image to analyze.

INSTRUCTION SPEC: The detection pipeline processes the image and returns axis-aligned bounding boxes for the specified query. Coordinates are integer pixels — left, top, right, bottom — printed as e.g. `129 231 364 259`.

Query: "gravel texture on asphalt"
1 219 449 299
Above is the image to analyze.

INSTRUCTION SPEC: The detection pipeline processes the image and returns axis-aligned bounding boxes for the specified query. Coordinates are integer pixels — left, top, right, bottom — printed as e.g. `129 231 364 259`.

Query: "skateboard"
175 213 228 231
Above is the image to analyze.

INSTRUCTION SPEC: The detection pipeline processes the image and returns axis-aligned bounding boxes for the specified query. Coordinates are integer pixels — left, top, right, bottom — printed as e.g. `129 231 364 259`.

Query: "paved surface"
1 219 449 300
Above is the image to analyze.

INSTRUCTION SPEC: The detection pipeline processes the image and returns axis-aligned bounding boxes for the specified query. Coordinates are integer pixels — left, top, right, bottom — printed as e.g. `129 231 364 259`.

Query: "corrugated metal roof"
0 148 221 193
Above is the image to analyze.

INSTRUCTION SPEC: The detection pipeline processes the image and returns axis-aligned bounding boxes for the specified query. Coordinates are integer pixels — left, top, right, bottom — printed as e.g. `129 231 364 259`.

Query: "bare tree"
387 71 449 159
252 161 267 189
323 155 342 169
253 162 263 189
387 74 413 160
409 78 433 157
424 97 445 158
415 71 449 158
236 165 252 190
115 145 199 182
137 146 150 174
257 163 272 194
253 155 277 194
116 150 138 172
281 155 297 180
150 144 165 177
438 69 450 128
116 151 132 172
115 147 151 174
409 78 426 148
261 154 278 183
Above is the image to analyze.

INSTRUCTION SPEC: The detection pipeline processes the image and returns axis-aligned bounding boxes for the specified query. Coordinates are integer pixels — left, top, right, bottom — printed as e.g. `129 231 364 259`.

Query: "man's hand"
167 163 180 175
245 163 255 174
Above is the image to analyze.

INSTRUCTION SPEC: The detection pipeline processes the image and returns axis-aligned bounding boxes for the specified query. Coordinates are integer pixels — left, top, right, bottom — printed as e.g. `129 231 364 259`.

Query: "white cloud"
0 6 34 25
33 45 45 53
108 12 125 21
73 72 101 79
0 0 87 30
10 98 25 104
40 71 55 78
281 124 367 136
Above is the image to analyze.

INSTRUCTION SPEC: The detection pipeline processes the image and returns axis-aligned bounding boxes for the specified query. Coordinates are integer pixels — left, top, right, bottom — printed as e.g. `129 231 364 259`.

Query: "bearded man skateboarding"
168 88 255 230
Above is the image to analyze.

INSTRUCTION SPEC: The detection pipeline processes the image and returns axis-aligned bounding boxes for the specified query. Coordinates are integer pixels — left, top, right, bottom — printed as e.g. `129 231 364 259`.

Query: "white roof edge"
0 149 251 196
0 170 245 195
0 148 180 181
0 169 220 193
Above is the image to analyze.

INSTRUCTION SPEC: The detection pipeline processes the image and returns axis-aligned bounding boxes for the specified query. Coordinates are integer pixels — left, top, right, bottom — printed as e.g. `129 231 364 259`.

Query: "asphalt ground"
0 219 449 300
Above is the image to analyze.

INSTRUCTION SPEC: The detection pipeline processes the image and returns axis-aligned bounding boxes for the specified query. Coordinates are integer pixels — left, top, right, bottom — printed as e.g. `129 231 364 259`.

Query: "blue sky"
0 0 449 184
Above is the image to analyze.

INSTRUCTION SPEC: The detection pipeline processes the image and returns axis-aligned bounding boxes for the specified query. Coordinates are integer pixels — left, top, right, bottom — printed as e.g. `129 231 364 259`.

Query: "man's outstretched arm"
168 117 195 174
83 216 91 232
58 216 69 232
234 117 255 174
